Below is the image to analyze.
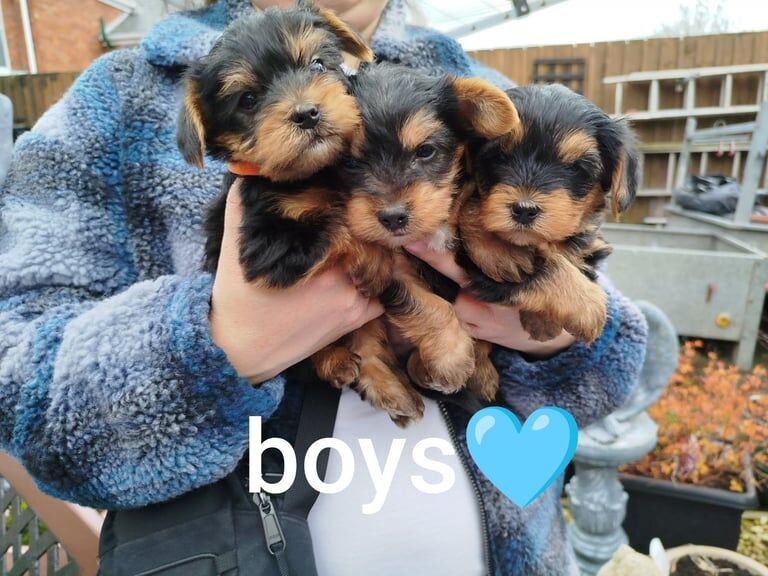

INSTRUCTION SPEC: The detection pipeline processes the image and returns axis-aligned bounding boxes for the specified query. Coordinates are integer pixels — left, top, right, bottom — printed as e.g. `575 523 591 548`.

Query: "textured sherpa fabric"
0 1 648 574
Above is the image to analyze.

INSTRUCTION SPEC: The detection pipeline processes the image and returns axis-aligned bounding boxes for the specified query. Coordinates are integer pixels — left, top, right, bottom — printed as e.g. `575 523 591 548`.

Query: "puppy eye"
238 91 259 111
415 144 436 160
309 58 326 73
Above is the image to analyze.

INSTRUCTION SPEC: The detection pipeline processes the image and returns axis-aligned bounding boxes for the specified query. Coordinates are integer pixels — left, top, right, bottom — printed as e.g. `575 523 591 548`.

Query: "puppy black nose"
511 203 541 225
377 207 409 232
292 104 320 129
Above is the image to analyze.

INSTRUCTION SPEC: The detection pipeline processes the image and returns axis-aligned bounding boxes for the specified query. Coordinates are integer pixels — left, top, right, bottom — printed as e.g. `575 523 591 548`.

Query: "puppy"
340 63 520 420
177 1 375 388
457 83 639 400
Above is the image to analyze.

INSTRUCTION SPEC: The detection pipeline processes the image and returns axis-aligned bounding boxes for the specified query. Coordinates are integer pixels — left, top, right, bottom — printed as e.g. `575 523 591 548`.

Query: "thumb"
405 240 469 287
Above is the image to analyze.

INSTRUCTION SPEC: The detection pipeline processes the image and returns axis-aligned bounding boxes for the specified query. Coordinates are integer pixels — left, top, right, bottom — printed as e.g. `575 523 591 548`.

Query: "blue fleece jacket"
0 1 647 574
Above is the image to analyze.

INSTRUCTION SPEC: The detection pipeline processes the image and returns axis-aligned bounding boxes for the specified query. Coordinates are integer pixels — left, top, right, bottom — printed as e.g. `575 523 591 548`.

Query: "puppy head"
342 64 520 248
471 84 639 246
177 1 373 182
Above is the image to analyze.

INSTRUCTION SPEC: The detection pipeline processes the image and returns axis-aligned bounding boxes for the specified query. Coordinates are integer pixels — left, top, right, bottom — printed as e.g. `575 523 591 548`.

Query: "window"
532 58 586 94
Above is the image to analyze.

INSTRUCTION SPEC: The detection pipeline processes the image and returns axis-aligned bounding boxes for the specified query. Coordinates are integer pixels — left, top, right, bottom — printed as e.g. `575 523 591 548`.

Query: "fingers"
344 275 384 330
405 241 469 287
310 268 384 331
453 292 496 337
217 178 245 277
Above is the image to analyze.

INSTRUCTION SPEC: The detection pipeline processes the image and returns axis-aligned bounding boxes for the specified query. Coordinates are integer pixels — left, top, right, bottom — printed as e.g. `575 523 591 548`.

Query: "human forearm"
1 273 284 508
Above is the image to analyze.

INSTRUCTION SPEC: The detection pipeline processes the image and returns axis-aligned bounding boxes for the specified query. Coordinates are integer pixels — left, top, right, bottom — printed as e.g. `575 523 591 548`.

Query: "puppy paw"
357 359 424 427
520 311 563 342
560 286 608 344
409 328 475 394
466 353 499 402
313 346 361 388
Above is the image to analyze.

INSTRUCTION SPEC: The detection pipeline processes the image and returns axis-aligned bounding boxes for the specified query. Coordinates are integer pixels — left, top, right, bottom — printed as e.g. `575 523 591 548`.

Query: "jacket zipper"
439 401 494 576
254 491 290 576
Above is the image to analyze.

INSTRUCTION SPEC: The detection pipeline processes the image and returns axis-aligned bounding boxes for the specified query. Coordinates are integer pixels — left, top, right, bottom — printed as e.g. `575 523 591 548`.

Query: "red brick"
1 0 123 73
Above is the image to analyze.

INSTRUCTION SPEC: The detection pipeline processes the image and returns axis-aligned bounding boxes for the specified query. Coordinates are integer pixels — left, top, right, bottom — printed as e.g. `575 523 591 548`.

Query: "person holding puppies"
0 1 648 574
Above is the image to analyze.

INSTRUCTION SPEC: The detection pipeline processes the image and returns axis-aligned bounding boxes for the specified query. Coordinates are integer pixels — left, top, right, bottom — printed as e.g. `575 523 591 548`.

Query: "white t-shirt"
308 387 486 576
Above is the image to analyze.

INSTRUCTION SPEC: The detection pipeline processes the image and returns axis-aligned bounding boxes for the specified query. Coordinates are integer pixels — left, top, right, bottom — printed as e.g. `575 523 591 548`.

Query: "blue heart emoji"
466 406 578 508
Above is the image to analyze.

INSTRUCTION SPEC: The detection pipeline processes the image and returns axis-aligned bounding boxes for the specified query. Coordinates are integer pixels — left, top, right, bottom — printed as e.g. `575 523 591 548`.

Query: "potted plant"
666 545 768 576
620 341 766 551
755 444 768 508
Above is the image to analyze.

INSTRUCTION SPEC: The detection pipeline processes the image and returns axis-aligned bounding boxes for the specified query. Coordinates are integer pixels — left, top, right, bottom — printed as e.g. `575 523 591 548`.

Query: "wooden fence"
469 31 768 111
0 72 80 132
0 31 764 133
470 31 768 146
0 31 765 126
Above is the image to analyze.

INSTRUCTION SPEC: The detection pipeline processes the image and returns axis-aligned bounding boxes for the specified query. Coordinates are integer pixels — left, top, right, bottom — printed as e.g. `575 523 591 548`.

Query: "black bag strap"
282 380 340 518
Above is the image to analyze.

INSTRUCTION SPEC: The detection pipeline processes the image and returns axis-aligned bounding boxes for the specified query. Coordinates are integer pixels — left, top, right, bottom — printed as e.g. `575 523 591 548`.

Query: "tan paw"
357 359 425 427
560 286 608 344
466 354 500 402
410 328 475 394
313 346 361 389
520 311 563 342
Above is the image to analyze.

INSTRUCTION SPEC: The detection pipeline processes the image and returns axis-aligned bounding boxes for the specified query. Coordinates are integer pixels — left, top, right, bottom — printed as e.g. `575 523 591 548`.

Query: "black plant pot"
756 467 768 509
620 471 758 552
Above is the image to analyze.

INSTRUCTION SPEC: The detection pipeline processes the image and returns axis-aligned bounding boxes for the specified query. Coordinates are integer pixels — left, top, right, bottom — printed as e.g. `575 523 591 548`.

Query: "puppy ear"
607 122 639 218
450 77 522 141
300 0 374 62
177 79 206 168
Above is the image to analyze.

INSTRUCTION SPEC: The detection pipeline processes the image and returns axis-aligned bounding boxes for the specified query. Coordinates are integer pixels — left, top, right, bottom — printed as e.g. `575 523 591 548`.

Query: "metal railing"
1 451 103 576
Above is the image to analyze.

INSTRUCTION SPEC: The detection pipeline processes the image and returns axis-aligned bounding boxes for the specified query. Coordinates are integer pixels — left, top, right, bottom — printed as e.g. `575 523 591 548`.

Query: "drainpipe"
19 0 37 74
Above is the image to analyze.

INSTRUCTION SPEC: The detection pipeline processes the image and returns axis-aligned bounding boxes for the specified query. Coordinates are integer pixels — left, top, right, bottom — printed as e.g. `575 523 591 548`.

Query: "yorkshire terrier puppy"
177 1 374 387
340 63 520 421
457 83 639 400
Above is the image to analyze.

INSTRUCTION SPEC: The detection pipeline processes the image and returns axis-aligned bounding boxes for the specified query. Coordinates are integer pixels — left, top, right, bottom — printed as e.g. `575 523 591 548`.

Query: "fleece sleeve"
491 275 648 428
0 52 283 509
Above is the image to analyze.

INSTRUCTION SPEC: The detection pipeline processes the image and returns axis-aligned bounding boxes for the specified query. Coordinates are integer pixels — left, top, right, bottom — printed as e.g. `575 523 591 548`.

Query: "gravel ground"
738 511 768 567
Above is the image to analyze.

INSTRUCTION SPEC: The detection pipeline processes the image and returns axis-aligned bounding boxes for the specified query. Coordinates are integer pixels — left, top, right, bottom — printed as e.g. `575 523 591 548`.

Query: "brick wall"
2 0 123 73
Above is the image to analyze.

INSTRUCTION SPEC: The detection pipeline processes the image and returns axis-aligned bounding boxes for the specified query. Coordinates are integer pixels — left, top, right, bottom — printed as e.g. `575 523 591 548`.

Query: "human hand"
209 179 383 383
404 241 576 359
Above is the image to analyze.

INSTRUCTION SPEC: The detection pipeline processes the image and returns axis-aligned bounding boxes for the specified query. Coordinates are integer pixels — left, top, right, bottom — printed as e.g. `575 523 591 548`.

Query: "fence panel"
0 73 80 132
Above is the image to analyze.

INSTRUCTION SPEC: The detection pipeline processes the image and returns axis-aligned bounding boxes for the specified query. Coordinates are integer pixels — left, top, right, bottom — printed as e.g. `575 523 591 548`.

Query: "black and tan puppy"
456 83 638 400
177 1 374 388
340 63 520 418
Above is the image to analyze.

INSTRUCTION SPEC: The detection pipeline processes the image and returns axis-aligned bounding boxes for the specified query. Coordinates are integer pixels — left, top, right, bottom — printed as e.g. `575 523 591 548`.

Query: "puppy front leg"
518 254 607 344
384 272 475 394
408 338 498 401
466 339 499 401
311 243 397 394
350 318 424 427
348 241 393 298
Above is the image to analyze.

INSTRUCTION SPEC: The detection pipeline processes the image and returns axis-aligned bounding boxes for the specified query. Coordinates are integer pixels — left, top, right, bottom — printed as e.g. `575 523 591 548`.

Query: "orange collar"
228 161 261 177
